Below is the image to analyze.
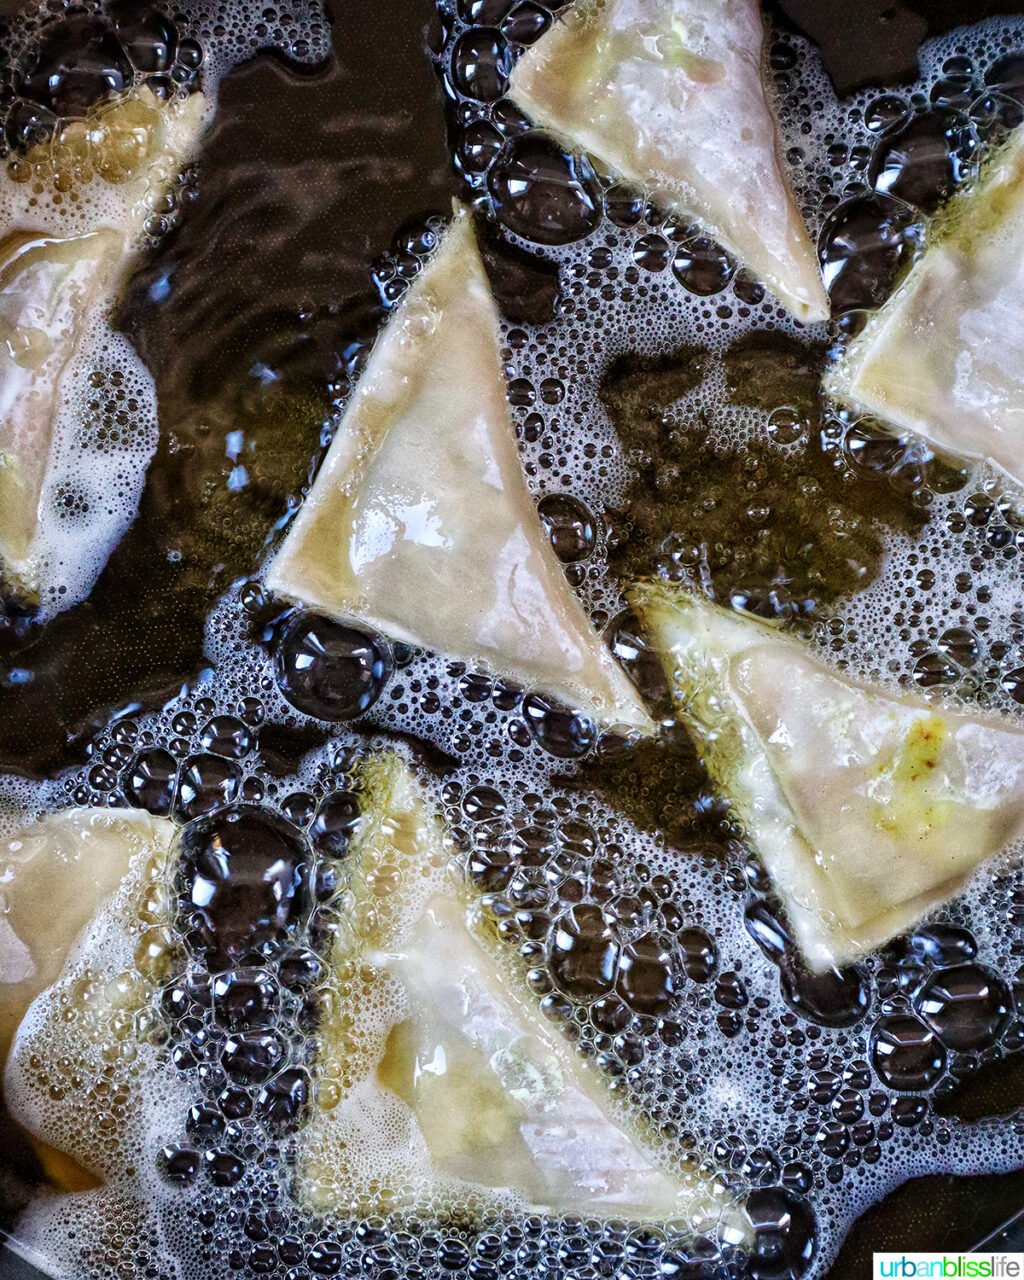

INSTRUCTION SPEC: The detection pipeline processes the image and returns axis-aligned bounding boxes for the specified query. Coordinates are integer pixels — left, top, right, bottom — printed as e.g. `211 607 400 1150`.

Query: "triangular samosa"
299 752 734 1229
2 808 178 1192
266 211 651 733
827 127 1024 486
508 0 829 323
0 87 206 602
638 587 1024 970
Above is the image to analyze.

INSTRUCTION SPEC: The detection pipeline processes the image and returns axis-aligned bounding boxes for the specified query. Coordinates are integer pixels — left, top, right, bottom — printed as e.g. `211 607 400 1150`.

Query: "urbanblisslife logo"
874 1256 1024 1278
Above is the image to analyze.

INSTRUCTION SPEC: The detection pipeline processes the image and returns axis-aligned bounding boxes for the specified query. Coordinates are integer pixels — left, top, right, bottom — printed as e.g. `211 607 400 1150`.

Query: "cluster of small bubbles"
839 463 1024 715
368 213 449 317
31 325 161 618
3 1 201 139
448 777 736 1095
435 0 582 228
80 687 266 821
109 740 368 1241
145 0 329 97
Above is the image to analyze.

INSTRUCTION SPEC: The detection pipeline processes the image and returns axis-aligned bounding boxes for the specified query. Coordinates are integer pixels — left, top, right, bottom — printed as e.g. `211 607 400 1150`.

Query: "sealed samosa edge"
266 207 653 734
827 124 1024 487
635 584 1024 971
508 0 829 323
2 808 179 1192
0 87 208 601
298 750 748 1238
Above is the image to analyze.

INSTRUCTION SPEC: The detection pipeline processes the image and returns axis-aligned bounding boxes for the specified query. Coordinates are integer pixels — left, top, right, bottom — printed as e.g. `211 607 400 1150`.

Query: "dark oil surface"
3 0 1024 1274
